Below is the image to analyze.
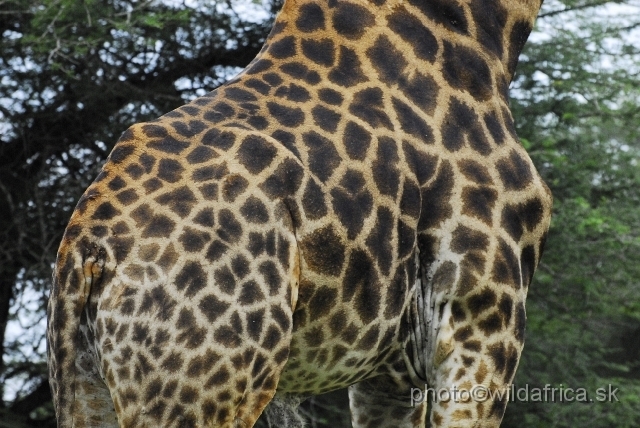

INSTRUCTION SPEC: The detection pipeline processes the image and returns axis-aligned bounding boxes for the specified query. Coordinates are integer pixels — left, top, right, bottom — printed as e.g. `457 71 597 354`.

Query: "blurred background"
0 0 639 426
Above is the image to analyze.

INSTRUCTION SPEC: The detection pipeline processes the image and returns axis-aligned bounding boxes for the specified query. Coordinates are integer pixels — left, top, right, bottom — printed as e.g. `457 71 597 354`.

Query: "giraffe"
47 0 552 427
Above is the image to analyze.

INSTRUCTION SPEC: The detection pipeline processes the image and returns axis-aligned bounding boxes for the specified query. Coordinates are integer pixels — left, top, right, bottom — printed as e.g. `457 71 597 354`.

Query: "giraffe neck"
261 0 542 103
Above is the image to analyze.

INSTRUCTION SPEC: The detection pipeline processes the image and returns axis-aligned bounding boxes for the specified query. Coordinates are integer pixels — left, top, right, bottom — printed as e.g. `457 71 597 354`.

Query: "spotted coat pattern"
47 0 552 427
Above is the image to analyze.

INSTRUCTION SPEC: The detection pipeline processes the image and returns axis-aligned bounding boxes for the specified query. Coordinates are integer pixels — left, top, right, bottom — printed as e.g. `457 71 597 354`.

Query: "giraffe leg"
98 257 298 428
97 271 297 428
86 205 300 428
70 326 120 428
261 394 306 427
48 245 120 428
349 376 427 428
404 230 537 427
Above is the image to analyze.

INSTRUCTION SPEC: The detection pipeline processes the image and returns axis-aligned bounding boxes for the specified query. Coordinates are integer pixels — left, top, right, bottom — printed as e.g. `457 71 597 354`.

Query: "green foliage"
503 1 640 426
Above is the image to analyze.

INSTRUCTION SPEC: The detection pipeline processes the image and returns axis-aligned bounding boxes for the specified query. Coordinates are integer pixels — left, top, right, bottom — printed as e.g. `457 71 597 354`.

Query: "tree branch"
539 0 621 18
10 379 52 415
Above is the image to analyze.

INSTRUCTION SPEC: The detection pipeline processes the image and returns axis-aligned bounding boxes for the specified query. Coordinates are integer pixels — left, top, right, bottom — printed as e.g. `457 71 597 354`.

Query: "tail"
47 239 118 427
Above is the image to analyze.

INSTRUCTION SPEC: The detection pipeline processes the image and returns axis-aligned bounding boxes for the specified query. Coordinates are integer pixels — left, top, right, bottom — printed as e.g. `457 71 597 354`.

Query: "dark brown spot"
246 309 265 341
302 178 327 220
186 146 217 164
484 109 507 145
213 265 235 295
92 202 121 221
179 227 211 252
454 326 473 342
488 342 506 373
467 288 497 316
205 367 231 388
194 209 215 227
240 197 269 224
268 35 297 59
274 83 311 102
303 131 341 183
433 261 457 293
176 308 207 349
214 325 241 348
498 294 513 326
318 88 343 105
501 197 545 241
138 286 177 321
311 105 341 132
108 176 127 191
157 159 184 183
403 141 438 185
160 352 184 373
492 238 521 287
407 0 468 34
280 62 321 84
356 325 379 350
458 159 494 185
331 2 375 40
478 312 503 335
384 267 407 319
520 244 537 288
496 150 533 190
300 225 345 276
155 186 198 218
175 261 207 298
308 286 338 320
366 35 407 83
116 189 139 206
392 97 434 142
267 102 305 128
442 97 491 153
296 3 325 32
328 46 368 87
451 300 466 321
237 135 278 175
349 87 392 129
462 186 498 225
142 178 163 194
343 121 372 161
258 261 281 296
365 207 394 276
262 326 281 350
443 41 492 101
418 160 454 230
110 144 135 164
301 38 335 67
343 249 380 324
387 6 438 62
201 129 236 149
259 158 304 199
205 240 227 263
239 280 265 305
225 87 257 102
514 302 526 343
331 170 373 239
145 378 163 403
148 136 190 154
217 209 243 243
507 20 534 78
199 294 230 323
222 175 248 203
450 225 489 254
141 215 175 238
